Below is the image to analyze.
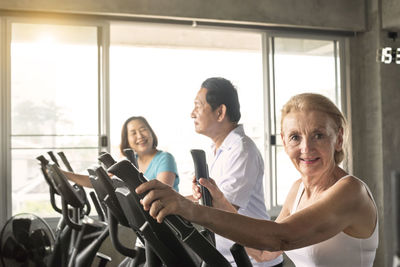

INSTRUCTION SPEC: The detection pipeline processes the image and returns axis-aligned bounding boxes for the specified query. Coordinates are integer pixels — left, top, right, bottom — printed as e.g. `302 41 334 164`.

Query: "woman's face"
281 110 342 179
126 119 154 155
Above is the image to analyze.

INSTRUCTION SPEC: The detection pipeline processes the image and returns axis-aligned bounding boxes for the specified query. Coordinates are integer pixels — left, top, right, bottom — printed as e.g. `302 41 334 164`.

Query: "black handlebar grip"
47 163 85 208
57 151 74 172
98 152 117 169
89 191 106 222
108 160 197 239
36 155 63 213
36 155 49 166
230 243 252 267
55 151 90 216
47 151 60 166
190 149 212 207
36 155 55 190
123 148 138 168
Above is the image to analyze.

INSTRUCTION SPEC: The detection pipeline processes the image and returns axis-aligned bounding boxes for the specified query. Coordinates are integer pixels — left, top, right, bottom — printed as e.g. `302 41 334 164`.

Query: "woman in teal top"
63 116 180 193
120 116 180 254
120 116 179 192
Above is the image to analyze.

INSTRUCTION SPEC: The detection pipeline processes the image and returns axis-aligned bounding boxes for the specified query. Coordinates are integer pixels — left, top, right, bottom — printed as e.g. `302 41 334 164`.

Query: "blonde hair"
281 93 347 164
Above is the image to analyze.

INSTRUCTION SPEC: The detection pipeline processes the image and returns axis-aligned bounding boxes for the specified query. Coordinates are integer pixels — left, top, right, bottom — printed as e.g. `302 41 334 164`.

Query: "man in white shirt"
190 77 283 267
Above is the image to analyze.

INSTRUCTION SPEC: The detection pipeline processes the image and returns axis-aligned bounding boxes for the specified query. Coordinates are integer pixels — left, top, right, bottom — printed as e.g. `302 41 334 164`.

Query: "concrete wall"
349 1 384 264
380 34 400 267
349 0 400 266
382 0 400 30
0 0 365 32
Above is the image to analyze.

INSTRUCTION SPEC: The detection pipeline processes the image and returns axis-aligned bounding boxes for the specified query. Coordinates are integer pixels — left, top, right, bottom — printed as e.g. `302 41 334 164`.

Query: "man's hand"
192 176 237 212
245 247 282 262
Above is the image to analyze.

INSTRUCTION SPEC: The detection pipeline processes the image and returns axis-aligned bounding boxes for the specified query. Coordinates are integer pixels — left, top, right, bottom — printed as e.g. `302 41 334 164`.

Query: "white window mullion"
98 24 111 154
262 33 274 212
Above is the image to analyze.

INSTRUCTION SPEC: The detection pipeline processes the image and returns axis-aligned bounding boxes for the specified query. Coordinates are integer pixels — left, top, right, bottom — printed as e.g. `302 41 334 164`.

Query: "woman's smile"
300 157 320 164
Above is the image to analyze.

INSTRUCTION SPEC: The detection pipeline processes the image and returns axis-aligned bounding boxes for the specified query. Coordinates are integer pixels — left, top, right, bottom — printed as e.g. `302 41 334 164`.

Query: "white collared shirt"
208 124 283 266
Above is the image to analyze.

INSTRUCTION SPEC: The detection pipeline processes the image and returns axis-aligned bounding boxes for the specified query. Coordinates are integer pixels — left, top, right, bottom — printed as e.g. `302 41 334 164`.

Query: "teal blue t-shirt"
142 150 180 192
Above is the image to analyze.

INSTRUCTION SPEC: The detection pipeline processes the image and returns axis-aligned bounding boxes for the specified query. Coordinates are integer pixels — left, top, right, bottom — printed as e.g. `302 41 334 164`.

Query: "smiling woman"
119 116 180 192
63 116 180 192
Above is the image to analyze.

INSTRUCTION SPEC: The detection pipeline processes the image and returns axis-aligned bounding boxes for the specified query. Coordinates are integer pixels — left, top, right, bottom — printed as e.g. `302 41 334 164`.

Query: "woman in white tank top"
284 175 378 266
136 93 378 267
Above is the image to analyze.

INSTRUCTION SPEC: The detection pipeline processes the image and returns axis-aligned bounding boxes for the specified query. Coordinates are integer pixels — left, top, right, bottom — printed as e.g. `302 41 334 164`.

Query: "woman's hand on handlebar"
136 179 196 223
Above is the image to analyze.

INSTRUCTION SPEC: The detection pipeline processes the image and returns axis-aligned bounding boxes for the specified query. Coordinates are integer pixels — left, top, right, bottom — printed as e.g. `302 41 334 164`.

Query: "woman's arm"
246 179 303 260
156 171 176 187
61 170 93 188
137 176 375 252
140 182 283 251
153 152 178 188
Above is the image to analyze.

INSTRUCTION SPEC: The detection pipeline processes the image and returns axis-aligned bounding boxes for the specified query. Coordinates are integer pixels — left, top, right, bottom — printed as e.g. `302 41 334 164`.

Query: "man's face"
191 88 219 137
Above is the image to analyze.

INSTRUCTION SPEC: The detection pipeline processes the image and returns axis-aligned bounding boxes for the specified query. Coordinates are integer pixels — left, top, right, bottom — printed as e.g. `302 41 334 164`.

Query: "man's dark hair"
201 77 241 123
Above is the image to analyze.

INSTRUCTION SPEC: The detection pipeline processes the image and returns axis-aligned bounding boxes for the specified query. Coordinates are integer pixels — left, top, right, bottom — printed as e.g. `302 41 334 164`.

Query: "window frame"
0 16 10 228
0 16 110 226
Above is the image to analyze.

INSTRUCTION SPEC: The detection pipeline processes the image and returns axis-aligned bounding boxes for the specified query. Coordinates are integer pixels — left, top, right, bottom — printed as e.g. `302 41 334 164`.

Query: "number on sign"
381 47 392 64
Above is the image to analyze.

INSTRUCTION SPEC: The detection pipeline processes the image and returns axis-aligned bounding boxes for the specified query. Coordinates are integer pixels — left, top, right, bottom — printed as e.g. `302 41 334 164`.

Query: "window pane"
11 23 99 216
110 23 263 196
273 37 339 205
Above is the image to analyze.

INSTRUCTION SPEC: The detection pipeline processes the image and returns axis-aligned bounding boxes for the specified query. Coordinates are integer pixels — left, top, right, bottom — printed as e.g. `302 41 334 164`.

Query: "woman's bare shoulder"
327 175 374 210
277 178 303 221
333 175 366 194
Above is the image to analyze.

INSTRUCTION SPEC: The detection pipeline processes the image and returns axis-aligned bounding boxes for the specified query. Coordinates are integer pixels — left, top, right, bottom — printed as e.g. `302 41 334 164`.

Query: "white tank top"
284 175 378 267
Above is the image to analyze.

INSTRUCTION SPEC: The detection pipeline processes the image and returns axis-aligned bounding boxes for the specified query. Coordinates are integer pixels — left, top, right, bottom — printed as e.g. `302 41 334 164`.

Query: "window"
265 36 342 212
8 21 106 217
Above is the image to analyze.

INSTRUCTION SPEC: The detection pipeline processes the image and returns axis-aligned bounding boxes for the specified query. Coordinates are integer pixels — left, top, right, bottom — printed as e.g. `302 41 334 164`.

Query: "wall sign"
378 47 400 64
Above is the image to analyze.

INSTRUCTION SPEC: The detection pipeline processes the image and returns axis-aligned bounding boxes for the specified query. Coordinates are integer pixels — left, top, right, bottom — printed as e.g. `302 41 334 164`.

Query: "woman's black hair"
201 77 241 123
120 116 158 157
